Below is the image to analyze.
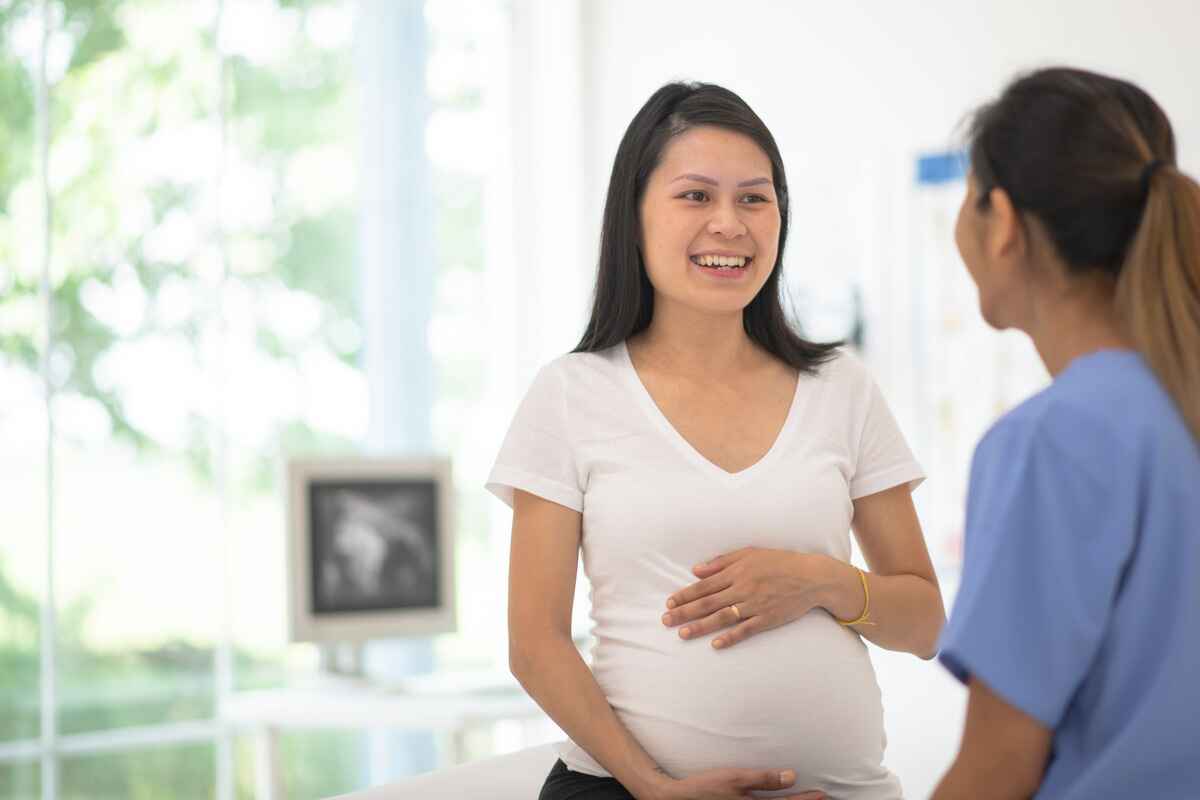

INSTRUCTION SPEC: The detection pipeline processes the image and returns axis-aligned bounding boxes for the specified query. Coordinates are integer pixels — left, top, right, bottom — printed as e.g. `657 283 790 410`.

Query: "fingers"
690 547 748 577
669 598 743 640
737 768 796 791
666 571 733 610
662 587 738 627
710 616 764 650
734 770 826 799
690 557 725 578
679 767 825 800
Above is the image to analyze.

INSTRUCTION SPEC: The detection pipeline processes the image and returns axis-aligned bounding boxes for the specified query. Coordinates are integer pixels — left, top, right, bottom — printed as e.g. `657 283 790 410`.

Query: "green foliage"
61 742 215 800
51 272 154 451
57 639 215 736
0 330 38 372
0 6 36 218
0 0 492 794
61 0 127 73
0 60 35 212
434 170 483 273
0 561 214 742
275 0 345 10
0 761 40 800
0 559 366 793
0 559 39 743
0 0 362 484
0 0 369 792
276 210 358 319
231 54 352 152
245 730 366 799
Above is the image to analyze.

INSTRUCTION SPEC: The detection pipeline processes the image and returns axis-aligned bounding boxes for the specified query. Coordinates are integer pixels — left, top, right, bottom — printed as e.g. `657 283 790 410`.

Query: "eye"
740 193 769 204
678 190 708 202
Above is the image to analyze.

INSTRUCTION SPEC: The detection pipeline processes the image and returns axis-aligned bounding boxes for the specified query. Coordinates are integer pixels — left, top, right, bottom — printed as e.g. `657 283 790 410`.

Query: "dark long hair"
966 66 1200 442
573 82 840 374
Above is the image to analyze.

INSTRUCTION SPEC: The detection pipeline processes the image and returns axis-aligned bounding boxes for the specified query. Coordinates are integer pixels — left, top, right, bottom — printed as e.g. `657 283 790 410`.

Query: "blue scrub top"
938 350 1200 799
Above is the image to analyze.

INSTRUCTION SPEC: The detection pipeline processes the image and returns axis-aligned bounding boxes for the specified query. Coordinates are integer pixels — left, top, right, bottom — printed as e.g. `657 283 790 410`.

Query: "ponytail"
1117 167 1200 443
964 67 1199 444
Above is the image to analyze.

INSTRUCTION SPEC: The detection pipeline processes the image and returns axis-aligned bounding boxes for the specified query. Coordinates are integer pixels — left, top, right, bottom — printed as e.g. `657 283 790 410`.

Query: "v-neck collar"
618 340 803 483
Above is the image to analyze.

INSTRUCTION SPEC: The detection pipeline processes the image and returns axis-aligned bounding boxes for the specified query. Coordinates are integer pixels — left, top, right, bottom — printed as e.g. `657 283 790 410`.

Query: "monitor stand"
318 641 365 679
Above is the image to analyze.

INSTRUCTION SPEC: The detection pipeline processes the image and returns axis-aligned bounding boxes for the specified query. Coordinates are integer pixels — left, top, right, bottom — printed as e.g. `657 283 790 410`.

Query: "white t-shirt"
487 342 923 799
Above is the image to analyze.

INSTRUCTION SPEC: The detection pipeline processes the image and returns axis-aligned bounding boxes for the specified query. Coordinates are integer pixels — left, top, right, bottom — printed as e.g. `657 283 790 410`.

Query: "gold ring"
730 603 741 620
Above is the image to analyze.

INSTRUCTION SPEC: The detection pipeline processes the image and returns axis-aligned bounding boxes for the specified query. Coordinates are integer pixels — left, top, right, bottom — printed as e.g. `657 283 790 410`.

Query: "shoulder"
547 345 621 373
795 348 896 445
525 346 633 427
805 346 873 391
803 348 890 425
974 376 1136 491
539 345 626 390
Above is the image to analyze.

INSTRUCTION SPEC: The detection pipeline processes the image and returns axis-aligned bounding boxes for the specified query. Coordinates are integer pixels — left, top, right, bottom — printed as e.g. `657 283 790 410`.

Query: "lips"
689 253 752 270
689 253 754 282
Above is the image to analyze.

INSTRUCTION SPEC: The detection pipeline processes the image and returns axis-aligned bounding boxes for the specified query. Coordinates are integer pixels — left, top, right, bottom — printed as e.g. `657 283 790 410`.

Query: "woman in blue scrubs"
932 67 1200 799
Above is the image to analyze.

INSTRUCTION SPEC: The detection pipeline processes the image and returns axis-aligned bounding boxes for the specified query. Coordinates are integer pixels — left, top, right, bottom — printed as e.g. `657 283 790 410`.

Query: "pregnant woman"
489 82 945 800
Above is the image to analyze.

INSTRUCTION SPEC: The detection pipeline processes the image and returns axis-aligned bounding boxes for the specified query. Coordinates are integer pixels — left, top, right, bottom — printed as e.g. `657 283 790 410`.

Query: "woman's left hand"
661 548 833 649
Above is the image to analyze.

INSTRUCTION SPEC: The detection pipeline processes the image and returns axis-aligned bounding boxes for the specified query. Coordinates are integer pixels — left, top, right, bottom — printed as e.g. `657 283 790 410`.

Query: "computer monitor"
286 457 456 643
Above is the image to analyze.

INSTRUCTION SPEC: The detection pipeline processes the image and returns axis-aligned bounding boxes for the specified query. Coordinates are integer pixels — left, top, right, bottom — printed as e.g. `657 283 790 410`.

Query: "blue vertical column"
357 0 437 778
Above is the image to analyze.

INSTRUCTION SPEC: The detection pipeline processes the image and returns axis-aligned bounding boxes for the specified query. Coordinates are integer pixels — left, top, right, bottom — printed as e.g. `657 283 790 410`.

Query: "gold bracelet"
836 566 876 627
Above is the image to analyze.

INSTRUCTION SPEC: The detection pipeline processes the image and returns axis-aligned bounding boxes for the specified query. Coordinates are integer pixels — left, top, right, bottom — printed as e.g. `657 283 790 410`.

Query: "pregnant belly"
586 610 898 797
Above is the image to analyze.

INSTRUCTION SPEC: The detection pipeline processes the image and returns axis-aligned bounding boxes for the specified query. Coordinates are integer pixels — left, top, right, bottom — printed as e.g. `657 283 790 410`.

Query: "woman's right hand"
651 767 826 800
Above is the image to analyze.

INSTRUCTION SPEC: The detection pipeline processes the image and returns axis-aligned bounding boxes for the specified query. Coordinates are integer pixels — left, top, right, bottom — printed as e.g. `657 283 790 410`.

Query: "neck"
1025 277 1135 377
630 297 759 377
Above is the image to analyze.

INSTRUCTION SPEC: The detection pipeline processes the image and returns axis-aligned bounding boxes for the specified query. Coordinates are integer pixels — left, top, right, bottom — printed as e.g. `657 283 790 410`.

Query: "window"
0 0 512 794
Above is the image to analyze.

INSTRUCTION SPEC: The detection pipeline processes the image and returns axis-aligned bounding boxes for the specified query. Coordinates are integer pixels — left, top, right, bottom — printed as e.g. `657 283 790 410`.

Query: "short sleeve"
937 412 1138 728
485 362 584 513
848 363 925 499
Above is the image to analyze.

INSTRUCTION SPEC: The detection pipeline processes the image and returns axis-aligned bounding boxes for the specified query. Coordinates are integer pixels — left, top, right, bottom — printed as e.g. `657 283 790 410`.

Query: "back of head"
966 66 1200 443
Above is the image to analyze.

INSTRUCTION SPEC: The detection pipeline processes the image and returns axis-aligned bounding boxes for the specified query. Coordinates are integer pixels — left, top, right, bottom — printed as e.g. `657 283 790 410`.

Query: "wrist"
626 765 674 800
810 554 862 619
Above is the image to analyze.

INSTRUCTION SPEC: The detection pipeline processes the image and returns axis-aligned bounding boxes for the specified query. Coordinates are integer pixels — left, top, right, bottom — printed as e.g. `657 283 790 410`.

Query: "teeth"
694 254 748 268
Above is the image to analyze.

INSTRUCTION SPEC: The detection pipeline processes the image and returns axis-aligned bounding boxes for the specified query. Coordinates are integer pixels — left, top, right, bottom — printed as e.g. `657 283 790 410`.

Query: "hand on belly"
661 548 837 650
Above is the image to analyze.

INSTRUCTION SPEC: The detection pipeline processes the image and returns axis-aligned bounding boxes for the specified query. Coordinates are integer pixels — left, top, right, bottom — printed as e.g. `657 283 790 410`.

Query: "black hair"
967 66 1175 274
573 81 840 374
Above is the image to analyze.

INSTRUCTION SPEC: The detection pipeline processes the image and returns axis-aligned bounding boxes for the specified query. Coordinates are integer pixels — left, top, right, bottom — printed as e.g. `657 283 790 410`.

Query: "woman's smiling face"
638 125 780 317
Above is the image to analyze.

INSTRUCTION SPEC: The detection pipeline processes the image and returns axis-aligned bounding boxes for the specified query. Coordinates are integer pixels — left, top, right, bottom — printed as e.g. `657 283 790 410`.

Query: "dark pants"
538 759 636 800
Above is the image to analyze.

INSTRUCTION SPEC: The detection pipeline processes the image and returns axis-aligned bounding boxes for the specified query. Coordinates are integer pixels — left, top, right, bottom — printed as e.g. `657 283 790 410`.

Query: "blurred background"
1 0 1196 798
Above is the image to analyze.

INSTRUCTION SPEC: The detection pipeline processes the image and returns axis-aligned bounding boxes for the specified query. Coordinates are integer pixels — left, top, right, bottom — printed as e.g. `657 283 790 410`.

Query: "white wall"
580 0 1200 196
565 2 1200 796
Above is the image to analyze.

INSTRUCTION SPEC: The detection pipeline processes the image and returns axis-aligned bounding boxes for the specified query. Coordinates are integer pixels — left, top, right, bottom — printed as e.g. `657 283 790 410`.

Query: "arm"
508 490 818 800
821 483 945 658
508 489 668 798
664 484 944 659
931 677 1052 799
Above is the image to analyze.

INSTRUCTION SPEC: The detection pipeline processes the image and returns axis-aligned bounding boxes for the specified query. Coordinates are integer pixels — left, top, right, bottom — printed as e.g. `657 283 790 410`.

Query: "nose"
706 200 747 238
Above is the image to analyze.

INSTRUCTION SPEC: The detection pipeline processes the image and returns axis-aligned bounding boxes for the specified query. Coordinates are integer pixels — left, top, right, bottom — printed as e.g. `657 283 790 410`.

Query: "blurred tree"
0 0 363 488
0 0 368 795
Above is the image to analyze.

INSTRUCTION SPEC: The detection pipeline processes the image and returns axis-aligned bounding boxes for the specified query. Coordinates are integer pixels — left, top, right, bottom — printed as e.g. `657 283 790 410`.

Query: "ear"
985 187 1026 263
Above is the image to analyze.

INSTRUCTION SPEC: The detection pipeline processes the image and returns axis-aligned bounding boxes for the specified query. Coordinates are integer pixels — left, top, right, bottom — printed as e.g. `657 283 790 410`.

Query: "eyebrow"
670 174 774 188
